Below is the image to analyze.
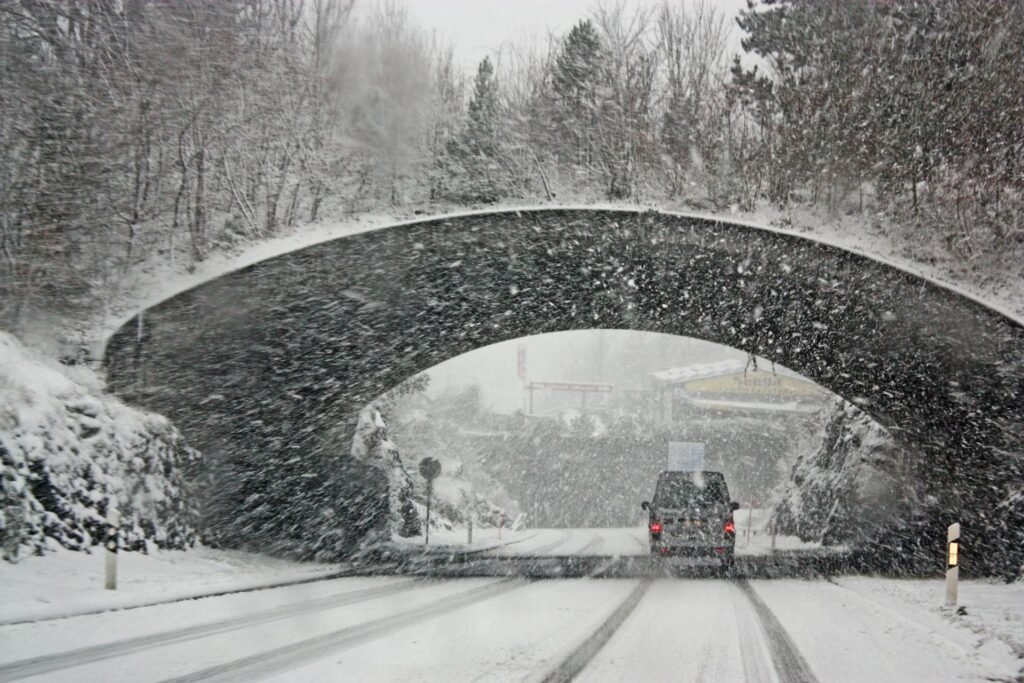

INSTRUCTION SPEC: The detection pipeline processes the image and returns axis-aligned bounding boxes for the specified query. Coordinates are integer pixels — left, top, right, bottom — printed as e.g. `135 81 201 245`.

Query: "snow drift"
0 332 199 561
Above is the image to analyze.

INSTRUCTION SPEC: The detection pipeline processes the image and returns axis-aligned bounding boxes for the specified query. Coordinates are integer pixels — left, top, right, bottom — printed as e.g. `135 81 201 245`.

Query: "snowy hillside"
0 332 199 562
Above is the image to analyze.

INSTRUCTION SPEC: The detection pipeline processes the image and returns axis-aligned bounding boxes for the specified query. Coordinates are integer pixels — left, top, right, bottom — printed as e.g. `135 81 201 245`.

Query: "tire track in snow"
732 584 781 683
735 580 818 683
521 529 575 556
577 531 604 556
159 578 529 683
538 579 652 683
0 578 425 681
487 529 573 557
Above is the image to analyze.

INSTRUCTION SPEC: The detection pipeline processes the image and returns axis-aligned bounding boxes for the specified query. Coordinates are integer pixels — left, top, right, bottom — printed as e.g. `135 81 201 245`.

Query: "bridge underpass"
103 209 1024 573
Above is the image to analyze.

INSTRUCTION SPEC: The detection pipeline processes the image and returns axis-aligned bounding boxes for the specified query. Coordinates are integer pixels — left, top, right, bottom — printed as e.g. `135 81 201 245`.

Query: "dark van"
641 470 739 568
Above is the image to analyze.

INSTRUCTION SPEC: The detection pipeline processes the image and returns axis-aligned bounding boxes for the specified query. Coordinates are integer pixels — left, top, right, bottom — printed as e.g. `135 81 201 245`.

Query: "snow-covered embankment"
0 332 199 562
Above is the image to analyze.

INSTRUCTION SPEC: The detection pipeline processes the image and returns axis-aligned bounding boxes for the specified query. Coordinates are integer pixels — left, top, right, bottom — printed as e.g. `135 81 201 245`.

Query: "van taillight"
650 521 663 534
723 520 735 534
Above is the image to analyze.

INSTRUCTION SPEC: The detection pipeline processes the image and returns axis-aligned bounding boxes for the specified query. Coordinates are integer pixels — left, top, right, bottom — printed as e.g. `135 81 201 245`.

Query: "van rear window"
655 478 727 508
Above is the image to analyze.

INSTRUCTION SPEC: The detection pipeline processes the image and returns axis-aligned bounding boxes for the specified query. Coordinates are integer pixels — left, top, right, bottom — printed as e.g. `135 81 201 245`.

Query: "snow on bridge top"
95 205 1024 362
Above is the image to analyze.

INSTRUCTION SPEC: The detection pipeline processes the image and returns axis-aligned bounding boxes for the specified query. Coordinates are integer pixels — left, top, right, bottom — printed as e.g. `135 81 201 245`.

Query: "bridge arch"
104 209 1024 567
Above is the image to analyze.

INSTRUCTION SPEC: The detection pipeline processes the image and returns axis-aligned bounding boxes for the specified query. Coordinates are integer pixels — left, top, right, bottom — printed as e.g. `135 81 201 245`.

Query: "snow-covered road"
400 518 822 560
479 527 647 557
2 569 1020 682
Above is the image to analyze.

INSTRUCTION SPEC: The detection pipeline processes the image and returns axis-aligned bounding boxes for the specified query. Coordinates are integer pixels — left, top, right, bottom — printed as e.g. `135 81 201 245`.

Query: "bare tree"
655 0 730 198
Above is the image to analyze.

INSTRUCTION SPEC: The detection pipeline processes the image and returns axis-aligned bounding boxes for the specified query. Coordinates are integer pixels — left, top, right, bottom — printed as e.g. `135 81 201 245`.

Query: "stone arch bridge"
104 209 1023 570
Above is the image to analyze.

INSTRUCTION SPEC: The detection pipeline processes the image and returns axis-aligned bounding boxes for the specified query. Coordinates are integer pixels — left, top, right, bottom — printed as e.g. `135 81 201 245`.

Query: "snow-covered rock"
771 397 909 547
0 332 199 561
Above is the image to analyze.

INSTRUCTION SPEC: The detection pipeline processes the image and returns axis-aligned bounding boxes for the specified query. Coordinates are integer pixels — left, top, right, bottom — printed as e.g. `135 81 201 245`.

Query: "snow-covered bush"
350 405 421 538
771 398 910 547
351 390 516 540
410 459 513 533
0 332 199 561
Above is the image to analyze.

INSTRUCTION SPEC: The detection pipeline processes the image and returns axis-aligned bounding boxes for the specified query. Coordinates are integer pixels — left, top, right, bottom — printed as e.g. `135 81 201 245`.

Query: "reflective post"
105 500 120 590
946 522 960 607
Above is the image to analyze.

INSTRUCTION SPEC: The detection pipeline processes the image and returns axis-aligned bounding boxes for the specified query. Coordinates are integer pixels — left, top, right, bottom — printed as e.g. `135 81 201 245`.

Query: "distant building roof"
649 358 828 414
650 358 803 386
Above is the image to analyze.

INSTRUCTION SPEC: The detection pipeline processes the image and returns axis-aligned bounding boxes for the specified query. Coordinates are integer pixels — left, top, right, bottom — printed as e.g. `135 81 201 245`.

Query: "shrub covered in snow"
0 332 199 561
410 457 513 533
350 405 421 539
351 385 515 540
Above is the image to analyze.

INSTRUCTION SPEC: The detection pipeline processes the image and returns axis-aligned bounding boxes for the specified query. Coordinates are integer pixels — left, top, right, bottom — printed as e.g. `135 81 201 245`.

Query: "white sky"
386 0 751 73
426 330 747 414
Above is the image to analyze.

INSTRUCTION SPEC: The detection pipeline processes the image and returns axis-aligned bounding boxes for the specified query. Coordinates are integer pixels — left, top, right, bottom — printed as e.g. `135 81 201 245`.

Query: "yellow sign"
948 541 959 567
682 372 826 400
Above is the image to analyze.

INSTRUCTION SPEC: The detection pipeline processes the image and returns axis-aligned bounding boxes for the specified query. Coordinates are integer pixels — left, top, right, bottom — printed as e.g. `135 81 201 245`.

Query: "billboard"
667 442 705 471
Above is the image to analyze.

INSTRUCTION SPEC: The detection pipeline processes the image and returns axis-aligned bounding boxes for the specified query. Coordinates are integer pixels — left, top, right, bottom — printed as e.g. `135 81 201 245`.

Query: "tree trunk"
191 142 206 262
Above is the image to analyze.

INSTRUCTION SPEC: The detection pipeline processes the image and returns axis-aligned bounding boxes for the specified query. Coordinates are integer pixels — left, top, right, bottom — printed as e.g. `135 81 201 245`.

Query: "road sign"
528 381 613 392
667 442 705 471
419 457 441 481
419 458 441 546
526 380 614 414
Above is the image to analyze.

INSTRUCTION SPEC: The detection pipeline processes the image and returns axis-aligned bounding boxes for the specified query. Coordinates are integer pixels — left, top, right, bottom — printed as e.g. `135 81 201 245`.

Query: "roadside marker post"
104 500 120 590
946 522 960 607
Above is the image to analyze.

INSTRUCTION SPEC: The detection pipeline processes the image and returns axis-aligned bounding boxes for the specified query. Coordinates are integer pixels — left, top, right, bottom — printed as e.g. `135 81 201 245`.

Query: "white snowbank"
0 545 341 624
834 576 1024 662
753 576 1024 681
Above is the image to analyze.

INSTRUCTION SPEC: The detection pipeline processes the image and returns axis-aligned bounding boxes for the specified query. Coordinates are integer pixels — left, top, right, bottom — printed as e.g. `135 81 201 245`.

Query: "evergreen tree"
549 20 605 168
466 56 500 158
448 56 507 202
